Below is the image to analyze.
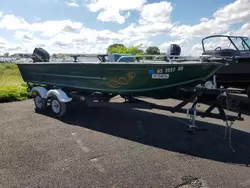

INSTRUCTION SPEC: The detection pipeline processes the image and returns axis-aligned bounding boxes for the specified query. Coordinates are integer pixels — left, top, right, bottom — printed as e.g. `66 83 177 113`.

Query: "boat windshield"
230 37 250 51
202 35 250 52
243 38 250 50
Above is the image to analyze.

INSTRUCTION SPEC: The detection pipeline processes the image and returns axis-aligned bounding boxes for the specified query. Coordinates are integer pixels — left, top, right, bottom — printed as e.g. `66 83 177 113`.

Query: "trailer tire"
34 92 47 111
50 96 66 117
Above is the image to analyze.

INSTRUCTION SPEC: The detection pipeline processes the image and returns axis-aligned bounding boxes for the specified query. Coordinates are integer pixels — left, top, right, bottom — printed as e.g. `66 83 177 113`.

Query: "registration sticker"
152 74 169 79
148 69 155 74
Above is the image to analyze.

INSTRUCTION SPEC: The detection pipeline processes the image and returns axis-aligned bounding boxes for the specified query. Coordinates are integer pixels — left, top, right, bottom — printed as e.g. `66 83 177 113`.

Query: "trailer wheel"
50 96 66 117
34 93 47 111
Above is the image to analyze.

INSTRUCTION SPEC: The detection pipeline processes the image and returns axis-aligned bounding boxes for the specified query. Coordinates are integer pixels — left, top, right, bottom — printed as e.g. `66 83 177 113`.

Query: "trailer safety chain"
185 88 238 152
223 91 236 152
214 89 236 152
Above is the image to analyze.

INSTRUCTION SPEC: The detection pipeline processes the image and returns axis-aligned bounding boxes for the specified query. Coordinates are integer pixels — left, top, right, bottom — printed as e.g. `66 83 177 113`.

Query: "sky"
0 0 249 55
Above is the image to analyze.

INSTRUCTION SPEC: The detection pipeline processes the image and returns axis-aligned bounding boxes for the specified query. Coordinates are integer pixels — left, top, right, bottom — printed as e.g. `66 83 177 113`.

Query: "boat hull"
17 62 222 99
214 58 250 89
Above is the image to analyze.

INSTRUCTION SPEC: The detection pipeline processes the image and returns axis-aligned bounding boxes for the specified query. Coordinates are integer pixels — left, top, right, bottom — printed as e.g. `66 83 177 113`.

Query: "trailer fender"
30 86 48 98
46 89 72 103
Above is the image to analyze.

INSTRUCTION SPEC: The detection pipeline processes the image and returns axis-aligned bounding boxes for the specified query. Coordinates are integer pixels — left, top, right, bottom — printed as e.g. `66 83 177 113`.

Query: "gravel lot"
0 97 250 188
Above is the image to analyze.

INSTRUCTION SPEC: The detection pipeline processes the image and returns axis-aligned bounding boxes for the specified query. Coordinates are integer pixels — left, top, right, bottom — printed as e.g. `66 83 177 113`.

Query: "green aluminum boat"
17 47 226 100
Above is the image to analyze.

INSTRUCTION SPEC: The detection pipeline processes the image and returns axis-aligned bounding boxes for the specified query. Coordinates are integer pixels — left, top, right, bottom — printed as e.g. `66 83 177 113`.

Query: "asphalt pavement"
0 98 250 188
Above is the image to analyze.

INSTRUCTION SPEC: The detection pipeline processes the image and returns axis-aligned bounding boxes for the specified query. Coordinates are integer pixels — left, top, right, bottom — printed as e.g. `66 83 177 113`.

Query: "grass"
0 63 29 102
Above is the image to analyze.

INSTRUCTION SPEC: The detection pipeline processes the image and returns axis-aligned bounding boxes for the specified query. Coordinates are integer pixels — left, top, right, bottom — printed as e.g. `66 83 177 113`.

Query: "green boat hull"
17 62 222 99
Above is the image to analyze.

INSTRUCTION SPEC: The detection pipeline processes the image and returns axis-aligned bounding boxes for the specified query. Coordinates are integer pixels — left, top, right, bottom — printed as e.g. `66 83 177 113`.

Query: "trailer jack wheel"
34 93 47 111
50 97 66 117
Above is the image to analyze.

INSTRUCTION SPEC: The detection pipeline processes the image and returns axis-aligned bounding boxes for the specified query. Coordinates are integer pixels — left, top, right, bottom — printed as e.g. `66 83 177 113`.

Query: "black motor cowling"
32 47 50 63
169 44 181 56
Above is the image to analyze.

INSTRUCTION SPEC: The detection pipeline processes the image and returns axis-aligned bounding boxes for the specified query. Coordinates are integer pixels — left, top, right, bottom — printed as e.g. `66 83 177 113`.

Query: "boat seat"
107 54 135 63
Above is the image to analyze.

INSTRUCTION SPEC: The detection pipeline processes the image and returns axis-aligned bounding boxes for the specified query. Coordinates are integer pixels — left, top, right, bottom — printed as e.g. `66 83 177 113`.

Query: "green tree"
107 44 127 54
125 45 144 55
107 44 126 53
4 52 9 57
107 44 144 55
136 49 144 54
145 46 160 55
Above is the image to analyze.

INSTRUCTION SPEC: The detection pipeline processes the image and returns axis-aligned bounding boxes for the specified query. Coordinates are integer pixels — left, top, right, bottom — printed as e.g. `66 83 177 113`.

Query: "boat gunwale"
16 61 223 66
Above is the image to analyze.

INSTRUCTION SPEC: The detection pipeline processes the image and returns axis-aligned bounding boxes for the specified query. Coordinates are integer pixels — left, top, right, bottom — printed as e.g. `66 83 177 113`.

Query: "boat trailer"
28 82 245 152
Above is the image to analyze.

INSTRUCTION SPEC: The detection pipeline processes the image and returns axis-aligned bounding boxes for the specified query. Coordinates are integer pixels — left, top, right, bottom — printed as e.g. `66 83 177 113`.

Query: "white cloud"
139 1 172 24
0 14 83 36
0 14 30 30
119 1 173 38
0 41 28 54
213 0 250 25
65 0 79 7
122 35 153 49
119 22 173 37
5 45 27 52
0 12 129 54
32 20 83 37
0 12 3 18
0 37 7 45
226 23 250 36
134 40 153 51
169 0 250 39
97 10 130 24
85 0 146 24
74 28 122 42
86 0 145 12
200 17 209 22
170 19 230 38
15 31 34 41
190 43 203 56
97 8 126 24
166 0 250 55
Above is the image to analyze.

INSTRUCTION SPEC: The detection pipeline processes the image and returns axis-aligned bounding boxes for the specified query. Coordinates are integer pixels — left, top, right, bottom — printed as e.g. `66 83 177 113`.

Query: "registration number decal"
156 66 184 74
152 74 169 79
149 66 184 79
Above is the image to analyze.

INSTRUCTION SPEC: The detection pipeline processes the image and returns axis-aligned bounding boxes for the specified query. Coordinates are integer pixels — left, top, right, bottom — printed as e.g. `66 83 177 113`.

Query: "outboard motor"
32 47 50 63
169 44 181 56
164 44 181 61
